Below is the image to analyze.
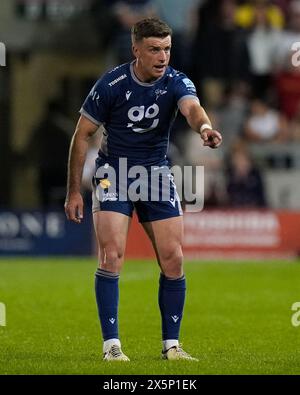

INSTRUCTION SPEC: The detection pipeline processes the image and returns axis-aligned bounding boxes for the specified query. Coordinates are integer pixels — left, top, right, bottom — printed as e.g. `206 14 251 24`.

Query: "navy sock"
95 268 119 341
158 273 186 341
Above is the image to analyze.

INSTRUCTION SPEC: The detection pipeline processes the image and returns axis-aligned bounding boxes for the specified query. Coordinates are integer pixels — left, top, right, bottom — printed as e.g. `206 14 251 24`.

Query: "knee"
160 246 183 278
99 245 125 273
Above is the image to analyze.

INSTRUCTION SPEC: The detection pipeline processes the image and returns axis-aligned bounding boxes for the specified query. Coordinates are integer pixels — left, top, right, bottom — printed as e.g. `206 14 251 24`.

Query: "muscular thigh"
142 216 184 265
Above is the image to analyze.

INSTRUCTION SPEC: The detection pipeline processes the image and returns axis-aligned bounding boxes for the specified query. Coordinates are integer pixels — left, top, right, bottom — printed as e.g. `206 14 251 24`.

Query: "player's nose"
158 50 167 63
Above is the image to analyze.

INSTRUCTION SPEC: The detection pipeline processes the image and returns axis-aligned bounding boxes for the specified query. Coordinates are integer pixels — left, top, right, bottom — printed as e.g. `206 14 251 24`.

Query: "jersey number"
127 104 159 133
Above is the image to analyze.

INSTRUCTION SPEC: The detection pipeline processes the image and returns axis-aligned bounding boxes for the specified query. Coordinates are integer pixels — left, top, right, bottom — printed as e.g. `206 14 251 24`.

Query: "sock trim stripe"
160 273 185 281
96 269 120 279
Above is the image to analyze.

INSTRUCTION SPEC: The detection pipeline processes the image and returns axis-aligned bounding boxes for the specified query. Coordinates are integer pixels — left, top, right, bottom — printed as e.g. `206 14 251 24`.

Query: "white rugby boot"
162 344 198 361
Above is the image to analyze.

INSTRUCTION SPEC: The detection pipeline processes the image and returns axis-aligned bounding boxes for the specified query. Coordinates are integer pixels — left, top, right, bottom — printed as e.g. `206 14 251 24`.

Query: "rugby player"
65 18 222 361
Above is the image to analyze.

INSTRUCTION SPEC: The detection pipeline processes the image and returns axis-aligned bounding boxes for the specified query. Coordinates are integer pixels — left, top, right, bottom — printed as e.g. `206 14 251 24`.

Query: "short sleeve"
173 74 199 106
79 78 110 125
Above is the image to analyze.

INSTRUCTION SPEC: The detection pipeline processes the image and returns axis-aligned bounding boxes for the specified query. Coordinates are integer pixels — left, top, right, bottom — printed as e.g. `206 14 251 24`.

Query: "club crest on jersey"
155 88 167 100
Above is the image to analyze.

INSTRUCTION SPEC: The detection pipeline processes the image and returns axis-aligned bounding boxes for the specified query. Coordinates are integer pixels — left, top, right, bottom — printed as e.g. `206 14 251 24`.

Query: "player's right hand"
201 129 222 149
64 192 84 224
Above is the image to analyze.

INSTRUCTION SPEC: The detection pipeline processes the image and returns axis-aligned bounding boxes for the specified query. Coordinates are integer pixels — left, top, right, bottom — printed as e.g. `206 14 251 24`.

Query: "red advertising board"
126 210 300 260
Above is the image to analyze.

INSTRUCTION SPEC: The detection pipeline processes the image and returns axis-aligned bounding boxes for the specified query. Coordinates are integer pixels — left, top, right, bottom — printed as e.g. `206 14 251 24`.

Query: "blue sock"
95 268 119 341
158 273 186 341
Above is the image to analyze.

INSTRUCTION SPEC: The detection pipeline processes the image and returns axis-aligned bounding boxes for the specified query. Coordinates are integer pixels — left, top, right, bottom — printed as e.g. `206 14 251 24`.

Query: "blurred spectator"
246 1 281 98
183 126 226 207
153 0 202 72
109 0 156 64
235 0 285 29
274 55 300 119
192 0 250 105
90 0 120 51
226 143 266 207
25 99 72 208
289 101 300 140
244 98 289 142
274 0 293 17
195 0 220 33
214 82 250 147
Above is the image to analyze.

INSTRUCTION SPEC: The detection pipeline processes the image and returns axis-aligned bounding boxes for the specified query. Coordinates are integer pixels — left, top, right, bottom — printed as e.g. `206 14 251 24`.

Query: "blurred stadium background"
1 0 300 375
1 0 300 259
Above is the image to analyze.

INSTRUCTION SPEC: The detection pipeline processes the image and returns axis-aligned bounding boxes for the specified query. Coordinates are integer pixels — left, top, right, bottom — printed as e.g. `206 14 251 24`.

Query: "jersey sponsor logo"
108 74 127 87
155 88 167 100
126 90 132 100
127 103 159 133
102 192 118 202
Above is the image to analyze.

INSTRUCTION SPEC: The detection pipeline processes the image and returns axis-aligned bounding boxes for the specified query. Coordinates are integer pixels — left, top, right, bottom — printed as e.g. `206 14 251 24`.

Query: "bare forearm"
184 103 212 134
64 115 98 222
189 109 211 133
179 99 222 148
66 131 89 197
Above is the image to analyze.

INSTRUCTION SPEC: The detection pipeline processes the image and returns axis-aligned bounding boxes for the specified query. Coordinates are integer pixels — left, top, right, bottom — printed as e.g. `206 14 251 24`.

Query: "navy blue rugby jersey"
80 61 199 166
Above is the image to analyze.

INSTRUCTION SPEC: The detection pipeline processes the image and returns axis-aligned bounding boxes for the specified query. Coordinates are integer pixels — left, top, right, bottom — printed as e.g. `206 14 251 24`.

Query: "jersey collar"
130 61 166 87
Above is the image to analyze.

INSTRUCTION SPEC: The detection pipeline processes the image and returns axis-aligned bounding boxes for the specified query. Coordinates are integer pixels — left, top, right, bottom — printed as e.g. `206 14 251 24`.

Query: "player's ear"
132 44 139 58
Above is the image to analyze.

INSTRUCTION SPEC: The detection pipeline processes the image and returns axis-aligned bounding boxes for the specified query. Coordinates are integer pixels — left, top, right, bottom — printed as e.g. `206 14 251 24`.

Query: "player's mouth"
153 65 166 73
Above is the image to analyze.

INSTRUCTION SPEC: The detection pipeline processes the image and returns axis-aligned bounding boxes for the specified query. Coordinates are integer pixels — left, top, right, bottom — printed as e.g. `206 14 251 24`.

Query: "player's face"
133 36 171 82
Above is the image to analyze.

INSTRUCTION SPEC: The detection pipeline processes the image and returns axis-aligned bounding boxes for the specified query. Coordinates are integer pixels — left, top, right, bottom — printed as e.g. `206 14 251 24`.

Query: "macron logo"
169 198 176 208
171 315 179 323
108 74 127 87
109 318 116 324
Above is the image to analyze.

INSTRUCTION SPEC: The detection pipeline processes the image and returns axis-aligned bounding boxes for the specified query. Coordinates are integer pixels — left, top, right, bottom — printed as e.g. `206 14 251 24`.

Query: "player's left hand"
201 129 222 149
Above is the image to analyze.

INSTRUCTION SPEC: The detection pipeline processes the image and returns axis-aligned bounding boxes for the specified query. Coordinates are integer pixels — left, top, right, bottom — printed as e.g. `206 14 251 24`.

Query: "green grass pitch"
0 258 300 375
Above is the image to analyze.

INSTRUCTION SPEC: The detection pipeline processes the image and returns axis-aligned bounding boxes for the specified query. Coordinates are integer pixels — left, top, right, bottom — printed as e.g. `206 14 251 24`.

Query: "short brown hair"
131 18 172 42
